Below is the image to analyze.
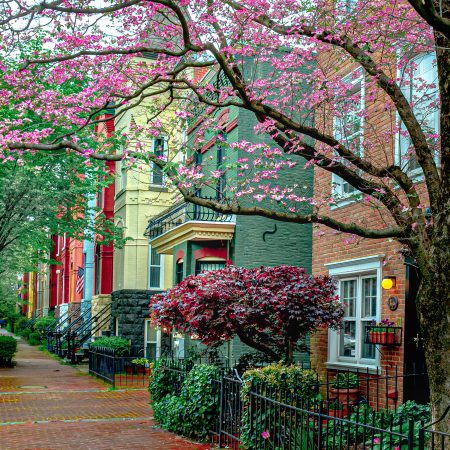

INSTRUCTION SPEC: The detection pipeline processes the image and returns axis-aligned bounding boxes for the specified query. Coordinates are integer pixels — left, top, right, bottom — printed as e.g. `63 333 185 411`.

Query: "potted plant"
131 357 150 375
330 373 359 404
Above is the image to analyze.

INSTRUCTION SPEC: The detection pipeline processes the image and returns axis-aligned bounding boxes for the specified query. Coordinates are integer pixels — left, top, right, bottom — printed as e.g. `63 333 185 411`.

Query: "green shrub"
241 363 320 449
241 363 320 399
149 359 183 403
21 328 31 340
151 363 218 440
35 316 56 335
0 336 17 366
28 332 42 345
330 372 359 389
14 317 29 334
89 336 130 356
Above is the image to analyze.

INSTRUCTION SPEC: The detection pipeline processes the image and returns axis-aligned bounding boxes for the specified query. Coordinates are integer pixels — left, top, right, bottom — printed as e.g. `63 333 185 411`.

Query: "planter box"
365 326 402 346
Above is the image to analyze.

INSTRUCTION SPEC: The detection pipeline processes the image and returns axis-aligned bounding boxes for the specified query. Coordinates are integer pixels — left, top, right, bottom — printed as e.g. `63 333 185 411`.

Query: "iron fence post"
418 421 425 450
408 419 415 450
218 371 225 449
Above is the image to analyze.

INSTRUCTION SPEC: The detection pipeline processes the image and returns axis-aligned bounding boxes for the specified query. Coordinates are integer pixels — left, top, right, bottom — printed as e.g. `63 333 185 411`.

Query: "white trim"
144 319 161 359
325 254 384 275
331 67 365 206
326 256 382 369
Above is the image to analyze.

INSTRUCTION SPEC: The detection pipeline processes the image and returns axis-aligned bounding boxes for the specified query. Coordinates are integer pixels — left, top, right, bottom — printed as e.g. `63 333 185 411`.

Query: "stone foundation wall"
91 294 112 337
110 289 158 347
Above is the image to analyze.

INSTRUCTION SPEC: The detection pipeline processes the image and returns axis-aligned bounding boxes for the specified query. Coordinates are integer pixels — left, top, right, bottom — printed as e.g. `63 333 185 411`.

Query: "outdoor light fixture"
381 276 396 290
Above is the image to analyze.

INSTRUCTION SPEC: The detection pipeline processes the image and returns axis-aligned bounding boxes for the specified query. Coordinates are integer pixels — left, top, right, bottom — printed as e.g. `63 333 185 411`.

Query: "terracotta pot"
386 331 395 345
330 387 359 404
125 365 133 375
136 364 145 374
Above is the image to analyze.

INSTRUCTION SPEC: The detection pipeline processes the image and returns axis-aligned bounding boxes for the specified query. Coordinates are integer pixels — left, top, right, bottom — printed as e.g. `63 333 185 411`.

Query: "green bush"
89 336 130 356
0 336 17 366
28 331 42 345
35 316 56 335
241 363 320 449
151 363 218 440
149 359 182 403
14 317 29 334
21 328 31 340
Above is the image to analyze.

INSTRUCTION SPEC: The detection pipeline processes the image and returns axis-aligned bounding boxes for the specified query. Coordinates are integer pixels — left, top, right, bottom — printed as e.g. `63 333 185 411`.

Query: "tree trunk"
285 340 294 365
415 245 450 432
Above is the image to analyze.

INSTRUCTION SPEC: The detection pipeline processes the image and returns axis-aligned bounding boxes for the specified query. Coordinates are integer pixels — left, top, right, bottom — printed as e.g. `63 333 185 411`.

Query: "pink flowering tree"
0 0 449 424
150 265 343 364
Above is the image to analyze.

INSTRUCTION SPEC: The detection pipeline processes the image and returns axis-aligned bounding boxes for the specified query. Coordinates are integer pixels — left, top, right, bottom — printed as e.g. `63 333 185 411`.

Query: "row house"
310 41 435 404
144 63 314 364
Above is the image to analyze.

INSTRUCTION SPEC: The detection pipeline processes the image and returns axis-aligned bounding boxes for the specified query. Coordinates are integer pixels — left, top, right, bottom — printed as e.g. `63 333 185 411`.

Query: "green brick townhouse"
144 57 315 365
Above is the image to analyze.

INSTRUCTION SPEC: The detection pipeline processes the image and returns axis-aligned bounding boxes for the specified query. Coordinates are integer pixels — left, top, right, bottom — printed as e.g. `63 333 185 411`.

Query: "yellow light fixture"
381 277 396 290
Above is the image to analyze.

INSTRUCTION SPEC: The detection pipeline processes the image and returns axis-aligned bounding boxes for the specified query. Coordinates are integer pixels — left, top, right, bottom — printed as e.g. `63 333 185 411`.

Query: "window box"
365 326 402 346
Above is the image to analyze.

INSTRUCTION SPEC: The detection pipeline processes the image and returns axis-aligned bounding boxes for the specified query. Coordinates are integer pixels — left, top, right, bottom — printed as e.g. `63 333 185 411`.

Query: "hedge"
0 336 17 366
89 337 130 356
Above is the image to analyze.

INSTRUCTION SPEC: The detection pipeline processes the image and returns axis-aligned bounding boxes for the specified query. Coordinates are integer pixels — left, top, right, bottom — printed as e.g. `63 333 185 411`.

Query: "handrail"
54 304 81 332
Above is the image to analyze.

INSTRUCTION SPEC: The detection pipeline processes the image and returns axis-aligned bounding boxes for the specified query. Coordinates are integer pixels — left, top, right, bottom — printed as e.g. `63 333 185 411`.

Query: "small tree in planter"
150 265 344 364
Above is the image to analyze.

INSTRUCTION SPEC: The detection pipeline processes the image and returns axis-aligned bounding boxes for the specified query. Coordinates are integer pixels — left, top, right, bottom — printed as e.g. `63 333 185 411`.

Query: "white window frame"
332 67 365 207
395 52 439 179
326 255 382 371
144 319 161 359
148 244 164 290
150 136 168 186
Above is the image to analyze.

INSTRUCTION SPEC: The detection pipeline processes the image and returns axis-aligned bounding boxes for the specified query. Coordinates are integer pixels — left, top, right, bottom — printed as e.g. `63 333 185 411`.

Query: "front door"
403 262 429 403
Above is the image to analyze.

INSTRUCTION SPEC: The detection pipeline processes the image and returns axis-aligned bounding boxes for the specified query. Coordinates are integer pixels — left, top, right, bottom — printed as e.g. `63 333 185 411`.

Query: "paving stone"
0 331 211 449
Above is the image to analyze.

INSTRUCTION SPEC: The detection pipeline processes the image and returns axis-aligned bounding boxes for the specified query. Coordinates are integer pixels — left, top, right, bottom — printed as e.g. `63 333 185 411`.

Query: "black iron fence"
88 345 152 389
155 361 448 449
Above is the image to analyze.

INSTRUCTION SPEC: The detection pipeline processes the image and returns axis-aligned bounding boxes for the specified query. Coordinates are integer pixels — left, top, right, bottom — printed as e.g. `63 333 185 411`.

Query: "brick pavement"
0 331 211 449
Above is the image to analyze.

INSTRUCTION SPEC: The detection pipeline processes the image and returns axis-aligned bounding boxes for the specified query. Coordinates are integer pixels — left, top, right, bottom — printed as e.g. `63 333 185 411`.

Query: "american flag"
75 267 85 294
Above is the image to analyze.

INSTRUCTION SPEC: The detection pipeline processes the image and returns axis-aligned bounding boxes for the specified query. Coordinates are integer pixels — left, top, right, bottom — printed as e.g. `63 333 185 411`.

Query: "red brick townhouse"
310 43 436 406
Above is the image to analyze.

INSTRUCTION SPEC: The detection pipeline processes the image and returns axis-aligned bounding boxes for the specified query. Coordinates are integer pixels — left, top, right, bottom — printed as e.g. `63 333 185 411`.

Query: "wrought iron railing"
145 200 234 240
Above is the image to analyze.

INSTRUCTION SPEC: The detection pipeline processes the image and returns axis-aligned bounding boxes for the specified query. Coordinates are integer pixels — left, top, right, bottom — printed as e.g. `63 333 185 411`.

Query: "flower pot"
136 364 145 375
145 367 152 376
386 332 395 345
125 364 133 375
330 387 359 405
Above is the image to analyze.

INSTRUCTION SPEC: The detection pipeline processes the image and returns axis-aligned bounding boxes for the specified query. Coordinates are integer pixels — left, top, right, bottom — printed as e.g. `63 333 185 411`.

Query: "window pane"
340 321 356 357
151 248 160 265
341 279 356 317
362 277 377 318
149 266 160 288
361 320 376 359
146 321 157 342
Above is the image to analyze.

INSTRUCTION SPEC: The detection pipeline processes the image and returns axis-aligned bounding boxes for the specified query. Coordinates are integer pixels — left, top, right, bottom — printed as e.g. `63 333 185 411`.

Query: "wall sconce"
381 276 396 290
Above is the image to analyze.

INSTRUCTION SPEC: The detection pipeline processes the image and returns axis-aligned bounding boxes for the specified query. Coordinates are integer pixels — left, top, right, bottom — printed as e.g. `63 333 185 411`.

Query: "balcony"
145 200 235 254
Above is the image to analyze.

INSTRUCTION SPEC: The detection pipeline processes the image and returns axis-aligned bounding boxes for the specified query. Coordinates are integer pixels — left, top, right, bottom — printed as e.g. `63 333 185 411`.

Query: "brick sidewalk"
0 332 211 449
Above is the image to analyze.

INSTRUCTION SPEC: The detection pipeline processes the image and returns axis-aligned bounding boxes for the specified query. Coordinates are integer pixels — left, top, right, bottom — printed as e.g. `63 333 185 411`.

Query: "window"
151 137 167 185
114 317 119 336
148 245 164 289
176 261 184 284
97 186 103 210
217 132 227 200
327 256 381 368
193 150 203 219
332 68 364 200
397 53 438 174
144 319 161 359
195 260 226 275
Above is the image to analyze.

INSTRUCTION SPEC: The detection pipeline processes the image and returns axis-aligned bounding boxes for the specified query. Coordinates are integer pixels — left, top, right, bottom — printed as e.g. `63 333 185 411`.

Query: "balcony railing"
145 200 234 240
